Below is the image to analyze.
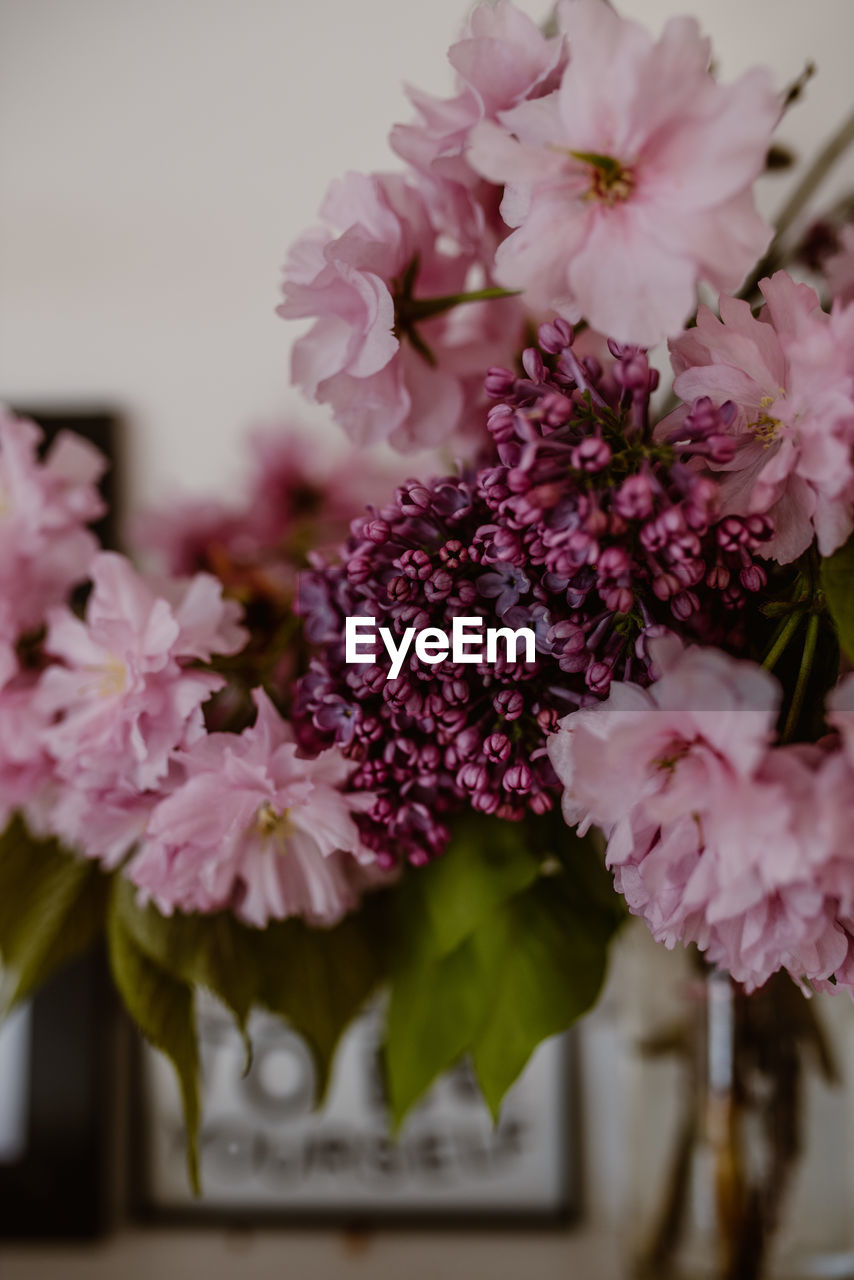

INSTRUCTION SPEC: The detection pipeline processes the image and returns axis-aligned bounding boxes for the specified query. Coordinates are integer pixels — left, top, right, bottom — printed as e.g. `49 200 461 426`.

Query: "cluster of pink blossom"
664 272 854 563
0 411 386 927
548 642 854 991
279 0 780 449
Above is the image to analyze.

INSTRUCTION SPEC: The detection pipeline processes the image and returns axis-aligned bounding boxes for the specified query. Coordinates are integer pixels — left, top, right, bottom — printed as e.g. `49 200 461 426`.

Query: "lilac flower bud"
484 732 512 763
538 318 573 353
399 548 432 580
740 564 766 592
493 689 524 720
485 366 517 398
615 474 655 520
458 761 489 793
571 436 612 473
363 517 391 543
671 590 699 620
399 482 432 516
503 763 533 794
522 347 545 381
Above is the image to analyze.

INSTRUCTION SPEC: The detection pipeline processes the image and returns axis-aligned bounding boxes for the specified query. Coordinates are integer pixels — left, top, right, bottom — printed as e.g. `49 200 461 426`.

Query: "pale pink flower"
0 670 55 829
549 645 854 990
0 409 106 666
391 1 563 230
668 272 854 562
467 0 778 345
129 690 378 927
279 171 519 452
37 552 246 795
547 640 779 847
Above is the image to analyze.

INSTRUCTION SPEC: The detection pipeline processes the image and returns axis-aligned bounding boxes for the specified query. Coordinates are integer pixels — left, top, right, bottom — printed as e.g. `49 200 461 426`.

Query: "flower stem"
740 102 854 298
781 612 820 742
401 286 520 324
761 609 804 671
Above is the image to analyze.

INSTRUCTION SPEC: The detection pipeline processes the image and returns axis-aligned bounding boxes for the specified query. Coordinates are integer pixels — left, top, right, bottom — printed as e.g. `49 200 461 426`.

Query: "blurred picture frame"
132 996 578 1226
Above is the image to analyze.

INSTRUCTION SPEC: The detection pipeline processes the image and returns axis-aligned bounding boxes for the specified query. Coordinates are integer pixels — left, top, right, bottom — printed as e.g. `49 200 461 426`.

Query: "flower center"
749 391 785 446
570 150 635 206
81 653 127 699
255 800 290 849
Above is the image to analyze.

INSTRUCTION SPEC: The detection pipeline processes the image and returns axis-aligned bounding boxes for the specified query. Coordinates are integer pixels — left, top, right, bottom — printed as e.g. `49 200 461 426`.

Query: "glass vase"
619 926 854 1280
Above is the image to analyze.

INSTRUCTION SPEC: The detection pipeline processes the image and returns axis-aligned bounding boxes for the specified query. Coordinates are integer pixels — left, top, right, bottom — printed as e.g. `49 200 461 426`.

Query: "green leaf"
822 534 854 662
383 814 623 1128
470 872 616 1118
255 900 387 1101
396 813 542 960
107 879 201 1193
114 878 257 1040
114 877 387 1102
0 815 109 1010
385 930 497 1129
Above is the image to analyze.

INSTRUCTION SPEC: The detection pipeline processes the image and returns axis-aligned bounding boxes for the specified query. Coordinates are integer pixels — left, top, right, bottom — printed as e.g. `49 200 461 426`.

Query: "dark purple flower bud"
538 318 574 353
615 474 655 520
586 661 613 694
740 563 766 592
399 482 432 515
537 707 560 734
571 436 612 473
671 590 699 620
439 539 468 568
484 732 512 763
493 689 524 720
387 574 412 602
399 548 432 580
472 790 500 815
485 366 517 398
363 518 391 543
458 761 489 794
540 392 573 427
503 763 533 794
522 347 545 381
424 569 454 601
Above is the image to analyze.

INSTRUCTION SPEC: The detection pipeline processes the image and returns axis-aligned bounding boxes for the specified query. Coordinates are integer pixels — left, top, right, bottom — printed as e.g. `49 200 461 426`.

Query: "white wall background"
2 0 854 511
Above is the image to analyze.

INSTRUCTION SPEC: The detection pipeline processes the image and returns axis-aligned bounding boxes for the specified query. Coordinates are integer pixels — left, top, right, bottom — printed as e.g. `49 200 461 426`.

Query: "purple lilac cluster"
295 323 771 867
476 319 773 689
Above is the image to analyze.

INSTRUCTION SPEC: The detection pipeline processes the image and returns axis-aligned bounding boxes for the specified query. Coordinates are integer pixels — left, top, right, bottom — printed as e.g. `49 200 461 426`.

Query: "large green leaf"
384 813 623 1128
393 813 542 959
470 872 616 1117
822 534 854 662
0 815 109 1010
107 880 201 1192
114 876 388 1103
254 901 388 1100
114 878 257 1038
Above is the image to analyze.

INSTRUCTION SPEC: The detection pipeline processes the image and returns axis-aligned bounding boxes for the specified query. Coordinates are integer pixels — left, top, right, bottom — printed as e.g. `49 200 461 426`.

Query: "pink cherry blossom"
278 171 522 453
391 1 564 252
467 0 778 345
0 408 106 670
0 669 55 829
549 644 854 990
667 272 854 562
129 689 380 927
37 552 246 795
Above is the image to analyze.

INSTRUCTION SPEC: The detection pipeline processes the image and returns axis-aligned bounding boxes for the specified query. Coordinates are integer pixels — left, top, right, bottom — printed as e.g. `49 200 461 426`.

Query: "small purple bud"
493 689 524 720
538 318 573 353
484 732 512 763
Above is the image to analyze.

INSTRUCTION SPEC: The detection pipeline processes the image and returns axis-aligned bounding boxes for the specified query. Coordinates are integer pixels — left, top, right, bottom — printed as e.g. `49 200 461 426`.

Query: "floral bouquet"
5 0 854 1272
